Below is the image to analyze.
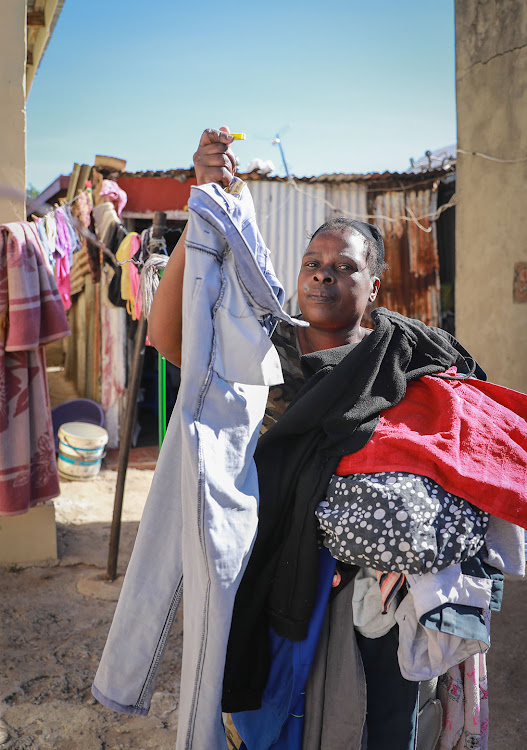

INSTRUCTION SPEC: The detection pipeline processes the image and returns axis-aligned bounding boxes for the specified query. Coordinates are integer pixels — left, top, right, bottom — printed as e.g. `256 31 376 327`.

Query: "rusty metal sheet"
369 181 441 327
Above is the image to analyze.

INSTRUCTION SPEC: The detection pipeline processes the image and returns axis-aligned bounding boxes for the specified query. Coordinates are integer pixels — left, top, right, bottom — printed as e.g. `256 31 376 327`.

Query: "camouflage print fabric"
261 320 305 434
225 714 242 749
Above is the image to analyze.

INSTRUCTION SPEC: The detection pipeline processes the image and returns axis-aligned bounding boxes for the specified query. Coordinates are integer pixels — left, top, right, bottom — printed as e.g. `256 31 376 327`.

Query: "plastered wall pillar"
0 0 27 223
455 0 527 391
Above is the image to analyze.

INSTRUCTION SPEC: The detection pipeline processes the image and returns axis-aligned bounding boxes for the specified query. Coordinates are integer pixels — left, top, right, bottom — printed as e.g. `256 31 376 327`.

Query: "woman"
148 128 515 750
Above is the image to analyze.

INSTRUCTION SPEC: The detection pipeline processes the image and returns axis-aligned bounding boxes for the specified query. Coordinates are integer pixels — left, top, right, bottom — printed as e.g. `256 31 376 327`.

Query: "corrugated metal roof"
121 168 194 180
120 166 452 187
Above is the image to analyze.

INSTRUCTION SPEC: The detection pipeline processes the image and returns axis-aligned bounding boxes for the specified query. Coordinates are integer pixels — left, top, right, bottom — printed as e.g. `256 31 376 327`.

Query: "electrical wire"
289 180 456 234
457 148 527 164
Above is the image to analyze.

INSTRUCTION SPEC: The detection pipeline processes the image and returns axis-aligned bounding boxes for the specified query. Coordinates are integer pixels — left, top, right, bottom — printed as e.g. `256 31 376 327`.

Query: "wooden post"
105 211 167 581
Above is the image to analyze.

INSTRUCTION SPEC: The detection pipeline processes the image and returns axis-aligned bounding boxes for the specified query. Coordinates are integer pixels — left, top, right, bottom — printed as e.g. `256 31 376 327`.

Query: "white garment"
395 565 491 681
483 515 525 577
92 201 120 244
352 567 398 638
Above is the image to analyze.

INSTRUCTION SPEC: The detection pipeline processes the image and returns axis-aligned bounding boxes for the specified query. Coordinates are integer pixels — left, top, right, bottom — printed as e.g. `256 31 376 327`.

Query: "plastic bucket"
57 421 109 480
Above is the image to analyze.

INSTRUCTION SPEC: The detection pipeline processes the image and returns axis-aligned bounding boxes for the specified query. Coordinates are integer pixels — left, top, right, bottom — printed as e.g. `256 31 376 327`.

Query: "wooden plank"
27 10 46 27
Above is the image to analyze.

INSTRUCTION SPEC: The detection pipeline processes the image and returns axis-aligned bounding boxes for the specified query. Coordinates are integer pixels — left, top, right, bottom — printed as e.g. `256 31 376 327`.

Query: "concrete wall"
0 0 26 223
455 0 527 391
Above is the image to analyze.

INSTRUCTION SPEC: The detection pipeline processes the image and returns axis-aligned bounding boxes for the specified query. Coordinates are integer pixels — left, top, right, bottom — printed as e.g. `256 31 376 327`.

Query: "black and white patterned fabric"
316 472 489 575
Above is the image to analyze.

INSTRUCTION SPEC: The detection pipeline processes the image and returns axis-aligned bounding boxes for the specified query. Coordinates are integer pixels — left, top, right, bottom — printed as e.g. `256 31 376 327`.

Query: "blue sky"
27 0 456 191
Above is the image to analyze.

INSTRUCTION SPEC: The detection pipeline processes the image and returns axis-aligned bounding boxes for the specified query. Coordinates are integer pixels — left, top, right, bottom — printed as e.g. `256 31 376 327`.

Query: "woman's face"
297 228 380 331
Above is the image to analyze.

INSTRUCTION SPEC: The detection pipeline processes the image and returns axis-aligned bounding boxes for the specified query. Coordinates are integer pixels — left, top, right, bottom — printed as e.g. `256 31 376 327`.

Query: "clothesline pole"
105 211 167 582
158 353 167 447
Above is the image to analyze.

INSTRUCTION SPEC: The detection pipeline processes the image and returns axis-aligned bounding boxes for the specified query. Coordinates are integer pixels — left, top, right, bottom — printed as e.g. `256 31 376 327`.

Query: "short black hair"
309 217 387 277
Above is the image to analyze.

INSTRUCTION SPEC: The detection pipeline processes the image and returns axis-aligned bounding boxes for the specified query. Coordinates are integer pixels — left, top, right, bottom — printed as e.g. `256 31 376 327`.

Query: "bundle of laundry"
316 471 490 575
319 365 527 708
223 309 483 712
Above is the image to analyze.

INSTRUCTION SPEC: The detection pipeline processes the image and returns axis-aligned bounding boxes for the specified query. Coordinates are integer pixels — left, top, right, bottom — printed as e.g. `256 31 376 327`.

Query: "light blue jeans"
92 180 305 750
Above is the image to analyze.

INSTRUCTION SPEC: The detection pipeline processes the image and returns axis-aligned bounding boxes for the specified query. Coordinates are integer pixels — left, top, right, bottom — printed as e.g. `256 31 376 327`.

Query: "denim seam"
184 263 227 747
189 196 280 313
185 240 223 260
136 575 183 711
185 579 211 749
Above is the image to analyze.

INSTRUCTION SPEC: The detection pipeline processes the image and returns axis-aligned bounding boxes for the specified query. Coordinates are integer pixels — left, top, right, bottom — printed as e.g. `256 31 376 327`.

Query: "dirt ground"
0 468 183 750
1 465 527 749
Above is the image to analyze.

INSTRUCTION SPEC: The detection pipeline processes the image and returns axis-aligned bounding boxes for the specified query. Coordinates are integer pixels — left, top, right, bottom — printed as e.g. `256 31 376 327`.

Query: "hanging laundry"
69 190 101 290
44 213 57 257
34 216 54 269
55 207 76 265
130 227 169 324
0 222 70 515
92 201 127 310
60 204 82 256
72 189 92 232
115 233 141 320
99 179 127 218
129 253 142 321
100 265 127 448
92 201 127 254
53 208 77 311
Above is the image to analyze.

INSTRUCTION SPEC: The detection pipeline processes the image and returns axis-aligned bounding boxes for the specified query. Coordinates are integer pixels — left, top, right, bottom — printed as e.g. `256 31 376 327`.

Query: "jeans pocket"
213 304 283 386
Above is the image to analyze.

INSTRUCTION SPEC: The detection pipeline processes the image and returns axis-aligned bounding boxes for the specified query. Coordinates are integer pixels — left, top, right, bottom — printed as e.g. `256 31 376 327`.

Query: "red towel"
336 370 527 529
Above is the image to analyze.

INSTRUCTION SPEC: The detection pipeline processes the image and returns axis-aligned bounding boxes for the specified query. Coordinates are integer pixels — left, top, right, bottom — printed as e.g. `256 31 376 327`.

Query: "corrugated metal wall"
248 181 326 312
249 176 442 326
324 183 368 224
370 182 441 326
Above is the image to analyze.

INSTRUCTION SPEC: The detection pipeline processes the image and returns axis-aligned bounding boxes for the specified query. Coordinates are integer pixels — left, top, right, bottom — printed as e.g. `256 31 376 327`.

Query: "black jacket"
222 308 483 712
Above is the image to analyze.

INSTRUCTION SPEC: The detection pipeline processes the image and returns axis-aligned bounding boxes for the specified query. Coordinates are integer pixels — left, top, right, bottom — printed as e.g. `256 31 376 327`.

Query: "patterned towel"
437 653 489 750
0 222 70 515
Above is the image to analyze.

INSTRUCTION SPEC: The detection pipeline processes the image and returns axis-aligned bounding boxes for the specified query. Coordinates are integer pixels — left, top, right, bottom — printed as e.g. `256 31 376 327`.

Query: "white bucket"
57 421 109 480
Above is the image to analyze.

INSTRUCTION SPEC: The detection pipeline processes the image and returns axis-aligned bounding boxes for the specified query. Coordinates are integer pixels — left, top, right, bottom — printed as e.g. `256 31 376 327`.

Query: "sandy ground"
1 464 527 749
0 468 183 750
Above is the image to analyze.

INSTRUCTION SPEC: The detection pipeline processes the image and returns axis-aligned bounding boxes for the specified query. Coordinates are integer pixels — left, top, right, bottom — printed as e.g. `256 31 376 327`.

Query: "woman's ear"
369 276 380 302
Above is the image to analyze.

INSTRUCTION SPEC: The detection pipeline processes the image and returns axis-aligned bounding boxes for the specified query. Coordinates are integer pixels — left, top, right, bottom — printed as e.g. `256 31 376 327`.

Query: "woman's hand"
149 126 236 365
193 126 236 187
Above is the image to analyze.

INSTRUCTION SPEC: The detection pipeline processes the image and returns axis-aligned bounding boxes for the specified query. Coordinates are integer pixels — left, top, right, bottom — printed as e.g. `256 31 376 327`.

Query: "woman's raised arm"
147 127 235 366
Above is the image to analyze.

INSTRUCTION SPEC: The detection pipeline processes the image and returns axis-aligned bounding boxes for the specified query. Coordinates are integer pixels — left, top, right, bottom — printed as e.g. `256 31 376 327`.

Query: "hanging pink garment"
99 179 127 218
336 369 527 529
437 653 489 750
0 222 70 515
54 254 71 311
54 209 73 310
